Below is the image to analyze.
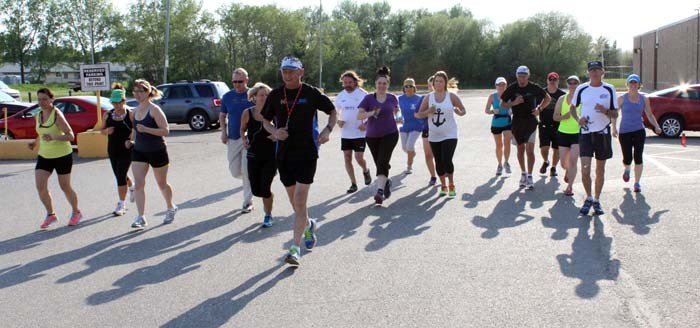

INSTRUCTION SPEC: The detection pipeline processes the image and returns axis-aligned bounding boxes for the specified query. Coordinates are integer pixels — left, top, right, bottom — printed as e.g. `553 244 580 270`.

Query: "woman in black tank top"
102 85 135 216
240 82 277 227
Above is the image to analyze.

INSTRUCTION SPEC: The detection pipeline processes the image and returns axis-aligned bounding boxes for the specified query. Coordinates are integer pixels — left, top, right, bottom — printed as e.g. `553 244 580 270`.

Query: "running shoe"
262 215 273 228
563 187 574 196
448 185 456 197
131 215 147 229
579 199 593 216
634 182 641 193
496 165 503 176
384 180 392 199
540 161 550 174
429 176 437 186
623 170 630 183
164 207 178 224
346 184 358 193
113 202 127 216
592 201 605 215
241 202 254 213
128 186 136 203
285 246 301 266
550 167 557 177
504 162 512 174
439 185 448 196
374 190 384 205
40 214 58 229
68 211 82 226
303 218 318 249
526 175 534 190
405 166 413 175
363 169 372 186
519 173 527 188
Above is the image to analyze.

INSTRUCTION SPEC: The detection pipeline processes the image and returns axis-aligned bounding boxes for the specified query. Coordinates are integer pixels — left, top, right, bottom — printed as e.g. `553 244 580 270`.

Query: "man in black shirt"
539 72 566 177
262 55 338 265
500 65 551 190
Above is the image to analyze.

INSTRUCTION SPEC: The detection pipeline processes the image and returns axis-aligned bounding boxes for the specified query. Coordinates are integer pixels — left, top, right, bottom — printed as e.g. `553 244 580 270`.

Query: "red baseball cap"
547 72 559 80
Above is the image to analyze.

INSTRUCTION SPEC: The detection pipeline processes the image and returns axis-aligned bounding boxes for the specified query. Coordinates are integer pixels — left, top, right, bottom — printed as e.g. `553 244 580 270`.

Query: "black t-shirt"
262 82 335 160
540 88 566 126
105 109 133 155
500 82 547 120
245 107 275 161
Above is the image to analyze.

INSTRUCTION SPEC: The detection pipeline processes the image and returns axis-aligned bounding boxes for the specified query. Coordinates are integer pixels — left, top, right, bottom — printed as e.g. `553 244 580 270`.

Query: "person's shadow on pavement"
541 196 581 240
471 191 534 239
612 188 668 235
556 216 620 299
462 176 506 209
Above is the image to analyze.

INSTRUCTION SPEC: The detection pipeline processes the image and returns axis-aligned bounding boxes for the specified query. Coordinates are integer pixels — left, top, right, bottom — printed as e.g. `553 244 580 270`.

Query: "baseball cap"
280 56 303 70
516 66 530 75
566 75 580 83
587 60 604 71
626 74 641 83
547 72 559 80
110 89 126 103
494 77 507 85
403 78 416 87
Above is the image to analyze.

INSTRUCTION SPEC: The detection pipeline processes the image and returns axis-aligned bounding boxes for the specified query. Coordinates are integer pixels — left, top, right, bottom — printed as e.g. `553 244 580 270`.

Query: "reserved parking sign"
80 63 111 92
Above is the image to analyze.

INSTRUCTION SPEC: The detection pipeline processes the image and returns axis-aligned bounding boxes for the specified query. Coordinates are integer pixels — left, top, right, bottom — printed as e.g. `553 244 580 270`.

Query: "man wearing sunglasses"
220 68 255 213
539 72 566 177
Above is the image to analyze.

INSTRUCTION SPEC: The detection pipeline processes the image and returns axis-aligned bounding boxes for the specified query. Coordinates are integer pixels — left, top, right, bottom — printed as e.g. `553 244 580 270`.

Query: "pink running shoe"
40 214 58 229
68 211 83 226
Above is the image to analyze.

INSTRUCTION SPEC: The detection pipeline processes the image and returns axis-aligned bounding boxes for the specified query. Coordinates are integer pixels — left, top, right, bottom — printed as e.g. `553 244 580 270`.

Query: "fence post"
28 92 31 103
69 90 72 96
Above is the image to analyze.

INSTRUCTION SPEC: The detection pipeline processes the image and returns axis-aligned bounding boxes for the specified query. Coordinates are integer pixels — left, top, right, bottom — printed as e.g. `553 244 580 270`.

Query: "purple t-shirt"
358 93 399 138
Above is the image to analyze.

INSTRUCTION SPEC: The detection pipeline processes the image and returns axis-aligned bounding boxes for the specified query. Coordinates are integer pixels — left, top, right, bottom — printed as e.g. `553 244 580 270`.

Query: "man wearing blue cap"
571 60 618 216
262 55 338 265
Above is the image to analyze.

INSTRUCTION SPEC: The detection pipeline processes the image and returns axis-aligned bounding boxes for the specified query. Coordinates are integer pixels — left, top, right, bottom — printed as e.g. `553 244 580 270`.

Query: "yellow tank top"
35 108 73 159
558 95 581 134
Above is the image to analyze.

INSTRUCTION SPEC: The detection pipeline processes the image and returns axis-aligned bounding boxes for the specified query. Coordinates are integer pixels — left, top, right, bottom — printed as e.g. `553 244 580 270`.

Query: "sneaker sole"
374 195 384 204
285 256 300 266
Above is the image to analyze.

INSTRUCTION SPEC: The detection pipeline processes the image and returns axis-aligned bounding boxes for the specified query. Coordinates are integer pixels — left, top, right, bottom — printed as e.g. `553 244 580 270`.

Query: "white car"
0 81 21 101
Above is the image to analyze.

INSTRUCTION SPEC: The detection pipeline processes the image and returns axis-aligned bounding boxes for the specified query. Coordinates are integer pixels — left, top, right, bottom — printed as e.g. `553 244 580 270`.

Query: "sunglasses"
548 78 558 81
567 81 579 85
403 85 415 88
232 80 245 84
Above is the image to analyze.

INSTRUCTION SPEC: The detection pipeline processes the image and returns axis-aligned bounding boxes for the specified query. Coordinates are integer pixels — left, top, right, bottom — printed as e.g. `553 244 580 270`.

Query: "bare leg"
634 164 643 184
594 159 606 200
493 134 503 165
422 138 436 178
132 162 149 216
503 131 512 163
57 173 79 214
526 142 536 174
35 170 54 215
581 157 593 199
354 152 368 172
263 194 273 215
517 144 526 172
290 183 311 247
343 150 356 185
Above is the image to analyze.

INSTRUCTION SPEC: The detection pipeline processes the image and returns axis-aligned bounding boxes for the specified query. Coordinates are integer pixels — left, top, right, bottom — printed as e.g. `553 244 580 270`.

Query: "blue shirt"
398 94 425 132
221 89 254 139
620 93 646 134
491 92 512 128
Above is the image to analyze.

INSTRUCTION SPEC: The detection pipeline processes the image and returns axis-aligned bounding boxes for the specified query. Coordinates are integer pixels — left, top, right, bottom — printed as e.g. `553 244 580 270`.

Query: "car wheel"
659 114 683 138
188 110 209 131
0 132 13 140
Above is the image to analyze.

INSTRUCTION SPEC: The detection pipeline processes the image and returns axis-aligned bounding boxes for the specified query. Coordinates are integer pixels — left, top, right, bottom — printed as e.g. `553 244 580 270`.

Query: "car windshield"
650 85 687 97
0 81 9 89
0 91 15 102
80 97 115 110
214 82 230 96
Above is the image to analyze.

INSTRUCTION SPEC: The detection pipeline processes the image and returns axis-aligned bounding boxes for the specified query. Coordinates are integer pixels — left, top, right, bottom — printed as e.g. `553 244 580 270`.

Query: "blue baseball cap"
280 56 303 70
516 65 530 75
627 74 641 83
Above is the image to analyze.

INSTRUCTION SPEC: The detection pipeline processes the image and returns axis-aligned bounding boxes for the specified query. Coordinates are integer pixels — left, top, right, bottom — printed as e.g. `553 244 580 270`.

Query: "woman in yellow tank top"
553 76 582 196
28 88 82 229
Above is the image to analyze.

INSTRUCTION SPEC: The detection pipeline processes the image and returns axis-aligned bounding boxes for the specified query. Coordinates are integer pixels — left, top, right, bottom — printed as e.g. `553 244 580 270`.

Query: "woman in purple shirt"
357 66 400 205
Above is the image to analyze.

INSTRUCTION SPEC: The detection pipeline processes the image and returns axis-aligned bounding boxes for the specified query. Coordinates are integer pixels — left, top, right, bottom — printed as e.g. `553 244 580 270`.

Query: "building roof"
635 14 698 38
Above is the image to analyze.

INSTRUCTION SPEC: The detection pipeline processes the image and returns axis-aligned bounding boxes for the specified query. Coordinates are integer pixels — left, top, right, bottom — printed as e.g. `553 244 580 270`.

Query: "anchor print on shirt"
432 107 446 127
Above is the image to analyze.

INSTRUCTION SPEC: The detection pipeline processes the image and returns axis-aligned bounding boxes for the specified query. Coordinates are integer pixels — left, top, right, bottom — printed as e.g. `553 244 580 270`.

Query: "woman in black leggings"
101 83 135 216
357 66 400 205
240 82 277 227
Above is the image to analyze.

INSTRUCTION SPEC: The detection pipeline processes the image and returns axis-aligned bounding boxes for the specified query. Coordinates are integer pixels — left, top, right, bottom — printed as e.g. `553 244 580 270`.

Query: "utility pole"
164 0 171 84
319 0 323 89
696 8 699 83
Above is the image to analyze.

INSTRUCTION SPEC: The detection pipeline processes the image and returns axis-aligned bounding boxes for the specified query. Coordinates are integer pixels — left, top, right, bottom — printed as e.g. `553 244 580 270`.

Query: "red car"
0 96 113 142
644 84 700 138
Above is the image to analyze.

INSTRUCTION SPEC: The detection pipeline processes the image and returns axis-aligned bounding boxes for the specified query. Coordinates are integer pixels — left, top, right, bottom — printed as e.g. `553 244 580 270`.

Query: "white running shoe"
128 186 136 203
113 202 127 216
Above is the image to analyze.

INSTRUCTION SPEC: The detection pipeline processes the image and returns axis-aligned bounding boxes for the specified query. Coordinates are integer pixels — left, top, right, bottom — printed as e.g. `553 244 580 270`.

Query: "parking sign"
80 63 111 92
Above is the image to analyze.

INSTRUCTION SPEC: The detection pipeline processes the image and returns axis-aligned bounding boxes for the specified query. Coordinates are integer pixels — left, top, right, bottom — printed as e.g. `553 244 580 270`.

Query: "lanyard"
282 84 303 128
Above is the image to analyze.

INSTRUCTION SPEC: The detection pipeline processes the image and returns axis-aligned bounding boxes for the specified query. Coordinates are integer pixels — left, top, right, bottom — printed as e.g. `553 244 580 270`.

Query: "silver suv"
128 80 229 131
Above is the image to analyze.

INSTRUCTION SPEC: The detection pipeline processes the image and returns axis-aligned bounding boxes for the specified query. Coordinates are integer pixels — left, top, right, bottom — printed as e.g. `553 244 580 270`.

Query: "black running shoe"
363 169 372 186
346 184 358 193
540 161 549 174
384 179 392 199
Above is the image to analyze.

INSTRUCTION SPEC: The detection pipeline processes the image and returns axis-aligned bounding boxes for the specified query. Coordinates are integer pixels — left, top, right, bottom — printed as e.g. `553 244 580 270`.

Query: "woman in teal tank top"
553 76 581 196
484 77 512 176
29 88 82 229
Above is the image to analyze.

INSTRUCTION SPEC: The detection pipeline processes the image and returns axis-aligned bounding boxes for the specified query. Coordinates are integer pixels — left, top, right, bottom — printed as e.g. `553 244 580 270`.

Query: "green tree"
1 0 46 83
60 0 122 63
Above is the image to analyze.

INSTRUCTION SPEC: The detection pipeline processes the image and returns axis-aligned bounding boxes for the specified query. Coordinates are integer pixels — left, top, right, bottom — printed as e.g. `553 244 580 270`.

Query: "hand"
274 127 289 141
28 141 36 150
41 134 53 141
373 108 381 118
427 105 437 114
267 134 278 141
531 107 540 117
124 140 134 149
243 141 250 150
220 132 228 144
318 129 330 144
655 126 662 135
612 128 619 138
513 95 524 106
358 123 367 131
578 116 588 126
101 127 115 135
594 103 608 114
136 124 147 133
337 120 345 128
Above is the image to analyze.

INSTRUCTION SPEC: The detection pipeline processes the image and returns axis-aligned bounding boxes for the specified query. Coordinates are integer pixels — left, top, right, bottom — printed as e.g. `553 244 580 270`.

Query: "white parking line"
647 149 696 157
644 155 681 176
647 155 700 163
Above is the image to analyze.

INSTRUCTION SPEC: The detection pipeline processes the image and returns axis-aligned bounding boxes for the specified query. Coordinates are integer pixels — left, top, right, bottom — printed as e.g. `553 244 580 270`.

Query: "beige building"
634 15 700 92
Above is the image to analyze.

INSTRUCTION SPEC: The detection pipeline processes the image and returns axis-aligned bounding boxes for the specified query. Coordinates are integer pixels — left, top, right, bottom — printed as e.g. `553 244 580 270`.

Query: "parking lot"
0 90 698 327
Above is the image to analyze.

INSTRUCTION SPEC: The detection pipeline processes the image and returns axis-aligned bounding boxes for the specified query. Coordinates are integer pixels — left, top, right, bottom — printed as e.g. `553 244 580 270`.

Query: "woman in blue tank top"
612 74 662 193
484 77 512 176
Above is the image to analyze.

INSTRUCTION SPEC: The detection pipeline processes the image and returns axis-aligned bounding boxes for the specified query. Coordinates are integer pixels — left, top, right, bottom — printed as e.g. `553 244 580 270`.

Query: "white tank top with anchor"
427 92 458 142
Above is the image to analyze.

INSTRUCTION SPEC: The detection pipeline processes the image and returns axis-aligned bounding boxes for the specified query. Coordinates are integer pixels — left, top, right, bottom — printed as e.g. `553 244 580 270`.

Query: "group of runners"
28 56 662 266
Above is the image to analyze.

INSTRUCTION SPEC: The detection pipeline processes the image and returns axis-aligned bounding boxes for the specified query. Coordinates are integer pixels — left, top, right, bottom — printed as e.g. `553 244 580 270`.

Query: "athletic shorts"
557 132 580 148
491 125 512 135
277 158 317 187
341 138 366 152
132 148 170 168
579 129 613 161
538 124 559 149
36 153 73 175
400 131 422 152
511 118 538 145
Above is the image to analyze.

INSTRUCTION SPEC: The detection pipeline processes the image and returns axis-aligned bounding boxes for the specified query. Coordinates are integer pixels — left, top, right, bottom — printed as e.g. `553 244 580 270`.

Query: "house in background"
0 62 133 85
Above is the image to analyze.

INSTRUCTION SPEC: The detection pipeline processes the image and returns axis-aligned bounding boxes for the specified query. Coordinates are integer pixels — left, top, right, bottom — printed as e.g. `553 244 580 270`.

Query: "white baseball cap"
516 66 530 75
494 77 507 85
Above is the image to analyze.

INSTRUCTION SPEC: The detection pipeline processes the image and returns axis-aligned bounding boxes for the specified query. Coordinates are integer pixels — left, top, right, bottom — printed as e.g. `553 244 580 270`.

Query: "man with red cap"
539 72 566 177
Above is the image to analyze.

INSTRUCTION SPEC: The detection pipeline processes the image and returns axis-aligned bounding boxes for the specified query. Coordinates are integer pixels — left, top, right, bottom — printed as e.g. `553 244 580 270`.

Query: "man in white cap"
499 65 551 190
261 55 338 265
570 60 618 216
